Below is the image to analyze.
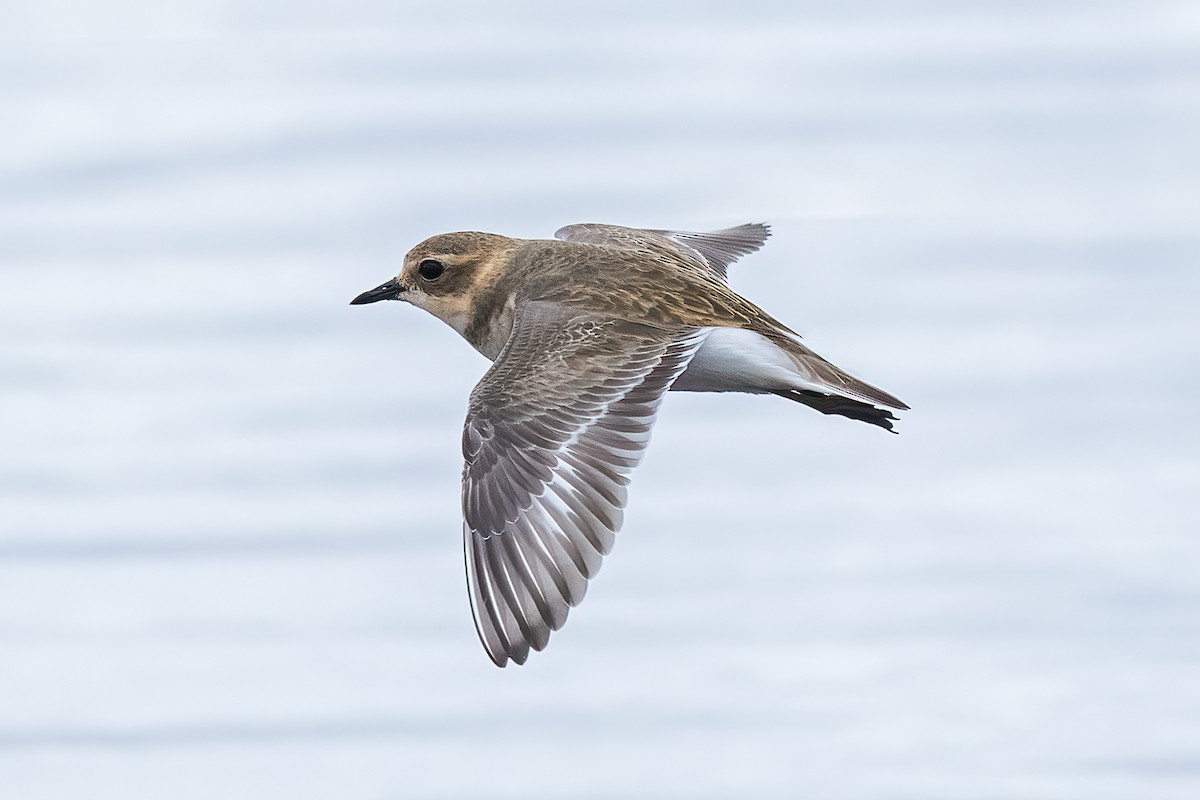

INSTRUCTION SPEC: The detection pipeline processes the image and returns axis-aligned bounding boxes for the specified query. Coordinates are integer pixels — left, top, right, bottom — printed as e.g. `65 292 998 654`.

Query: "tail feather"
772 389 901 432
762 330 909 412
758 329 908 432
674 326 909 432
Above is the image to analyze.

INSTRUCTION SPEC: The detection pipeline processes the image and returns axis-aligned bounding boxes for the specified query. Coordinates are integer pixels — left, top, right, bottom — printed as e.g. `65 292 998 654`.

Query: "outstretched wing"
555 222 770 279
462 301 706 666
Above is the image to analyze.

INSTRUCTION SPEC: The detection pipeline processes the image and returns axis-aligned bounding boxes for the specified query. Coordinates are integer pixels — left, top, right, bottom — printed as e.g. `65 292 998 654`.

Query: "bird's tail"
761 329 910 432
771 389 902 432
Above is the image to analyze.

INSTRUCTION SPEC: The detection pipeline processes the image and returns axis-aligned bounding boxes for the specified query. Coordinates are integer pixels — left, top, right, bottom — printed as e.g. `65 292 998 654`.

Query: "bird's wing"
554 222 770 279
462 300 706 666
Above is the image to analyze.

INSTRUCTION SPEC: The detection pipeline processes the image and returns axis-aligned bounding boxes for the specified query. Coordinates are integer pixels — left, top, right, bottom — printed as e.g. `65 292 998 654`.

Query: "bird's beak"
350 278 406 305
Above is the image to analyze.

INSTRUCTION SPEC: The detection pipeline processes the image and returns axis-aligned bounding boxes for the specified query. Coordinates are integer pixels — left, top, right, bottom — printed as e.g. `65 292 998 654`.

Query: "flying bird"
351 222 908 666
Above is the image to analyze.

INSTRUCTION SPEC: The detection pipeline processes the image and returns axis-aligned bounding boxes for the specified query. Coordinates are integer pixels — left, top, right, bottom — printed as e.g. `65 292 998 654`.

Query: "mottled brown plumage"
351 221 908 666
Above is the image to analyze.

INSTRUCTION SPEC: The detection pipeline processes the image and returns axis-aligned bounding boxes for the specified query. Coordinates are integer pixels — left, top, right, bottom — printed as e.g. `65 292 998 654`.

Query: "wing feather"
462 301 705 666
555 222 770 279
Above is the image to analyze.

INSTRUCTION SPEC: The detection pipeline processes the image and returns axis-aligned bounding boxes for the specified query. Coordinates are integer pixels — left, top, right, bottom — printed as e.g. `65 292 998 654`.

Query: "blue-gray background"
2 2 1198 798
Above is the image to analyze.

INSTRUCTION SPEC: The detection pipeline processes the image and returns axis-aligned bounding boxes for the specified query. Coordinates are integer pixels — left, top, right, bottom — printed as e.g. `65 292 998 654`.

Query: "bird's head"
350 231 514 334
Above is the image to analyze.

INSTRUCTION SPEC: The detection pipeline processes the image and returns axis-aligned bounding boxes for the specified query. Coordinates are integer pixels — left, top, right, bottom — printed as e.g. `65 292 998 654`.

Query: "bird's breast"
465 294 517 361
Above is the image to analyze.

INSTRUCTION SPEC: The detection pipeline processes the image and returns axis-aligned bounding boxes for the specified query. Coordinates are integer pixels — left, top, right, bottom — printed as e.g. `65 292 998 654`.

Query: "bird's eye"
418 259 445 281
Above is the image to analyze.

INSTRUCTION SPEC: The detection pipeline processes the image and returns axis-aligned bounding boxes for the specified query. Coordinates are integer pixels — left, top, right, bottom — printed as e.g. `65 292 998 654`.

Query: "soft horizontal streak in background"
2 1 1199 798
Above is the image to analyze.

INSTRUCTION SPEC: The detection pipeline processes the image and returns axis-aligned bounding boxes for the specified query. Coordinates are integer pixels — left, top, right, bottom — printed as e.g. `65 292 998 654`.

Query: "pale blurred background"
2 1 1198 798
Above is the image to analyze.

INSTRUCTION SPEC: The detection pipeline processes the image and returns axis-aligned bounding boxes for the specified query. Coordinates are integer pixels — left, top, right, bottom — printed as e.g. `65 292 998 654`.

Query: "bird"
351 222 908 666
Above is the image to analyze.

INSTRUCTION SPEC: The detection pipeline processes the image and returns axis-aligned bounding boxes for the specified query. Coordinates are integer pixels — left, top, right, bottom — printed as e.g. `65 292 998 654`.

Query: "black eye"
418 259 445 281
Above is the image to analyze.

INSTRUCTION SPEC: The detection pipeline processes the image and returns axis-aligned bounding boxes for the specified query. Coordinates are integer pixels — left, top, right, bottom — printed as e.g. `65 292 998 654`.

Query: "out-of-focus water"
2 2 1199 798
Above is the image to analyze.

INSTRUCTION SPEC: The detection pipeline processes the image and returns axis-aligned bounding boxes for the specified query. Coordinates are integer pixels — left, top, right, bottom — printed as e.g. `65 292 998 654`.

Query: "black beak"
350 278 405 305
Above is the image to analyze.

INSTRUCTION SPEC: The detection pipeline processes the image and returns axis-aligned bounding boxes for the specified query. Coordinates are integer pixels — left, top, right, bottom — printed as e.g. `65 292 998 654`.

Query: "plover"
352 222 907 666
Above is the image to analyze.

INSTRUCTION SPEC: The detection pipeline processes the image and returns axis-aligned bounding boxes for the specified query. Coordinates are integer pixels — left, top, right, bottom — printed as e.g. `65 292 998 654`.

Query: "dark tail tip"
773 390 903 433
